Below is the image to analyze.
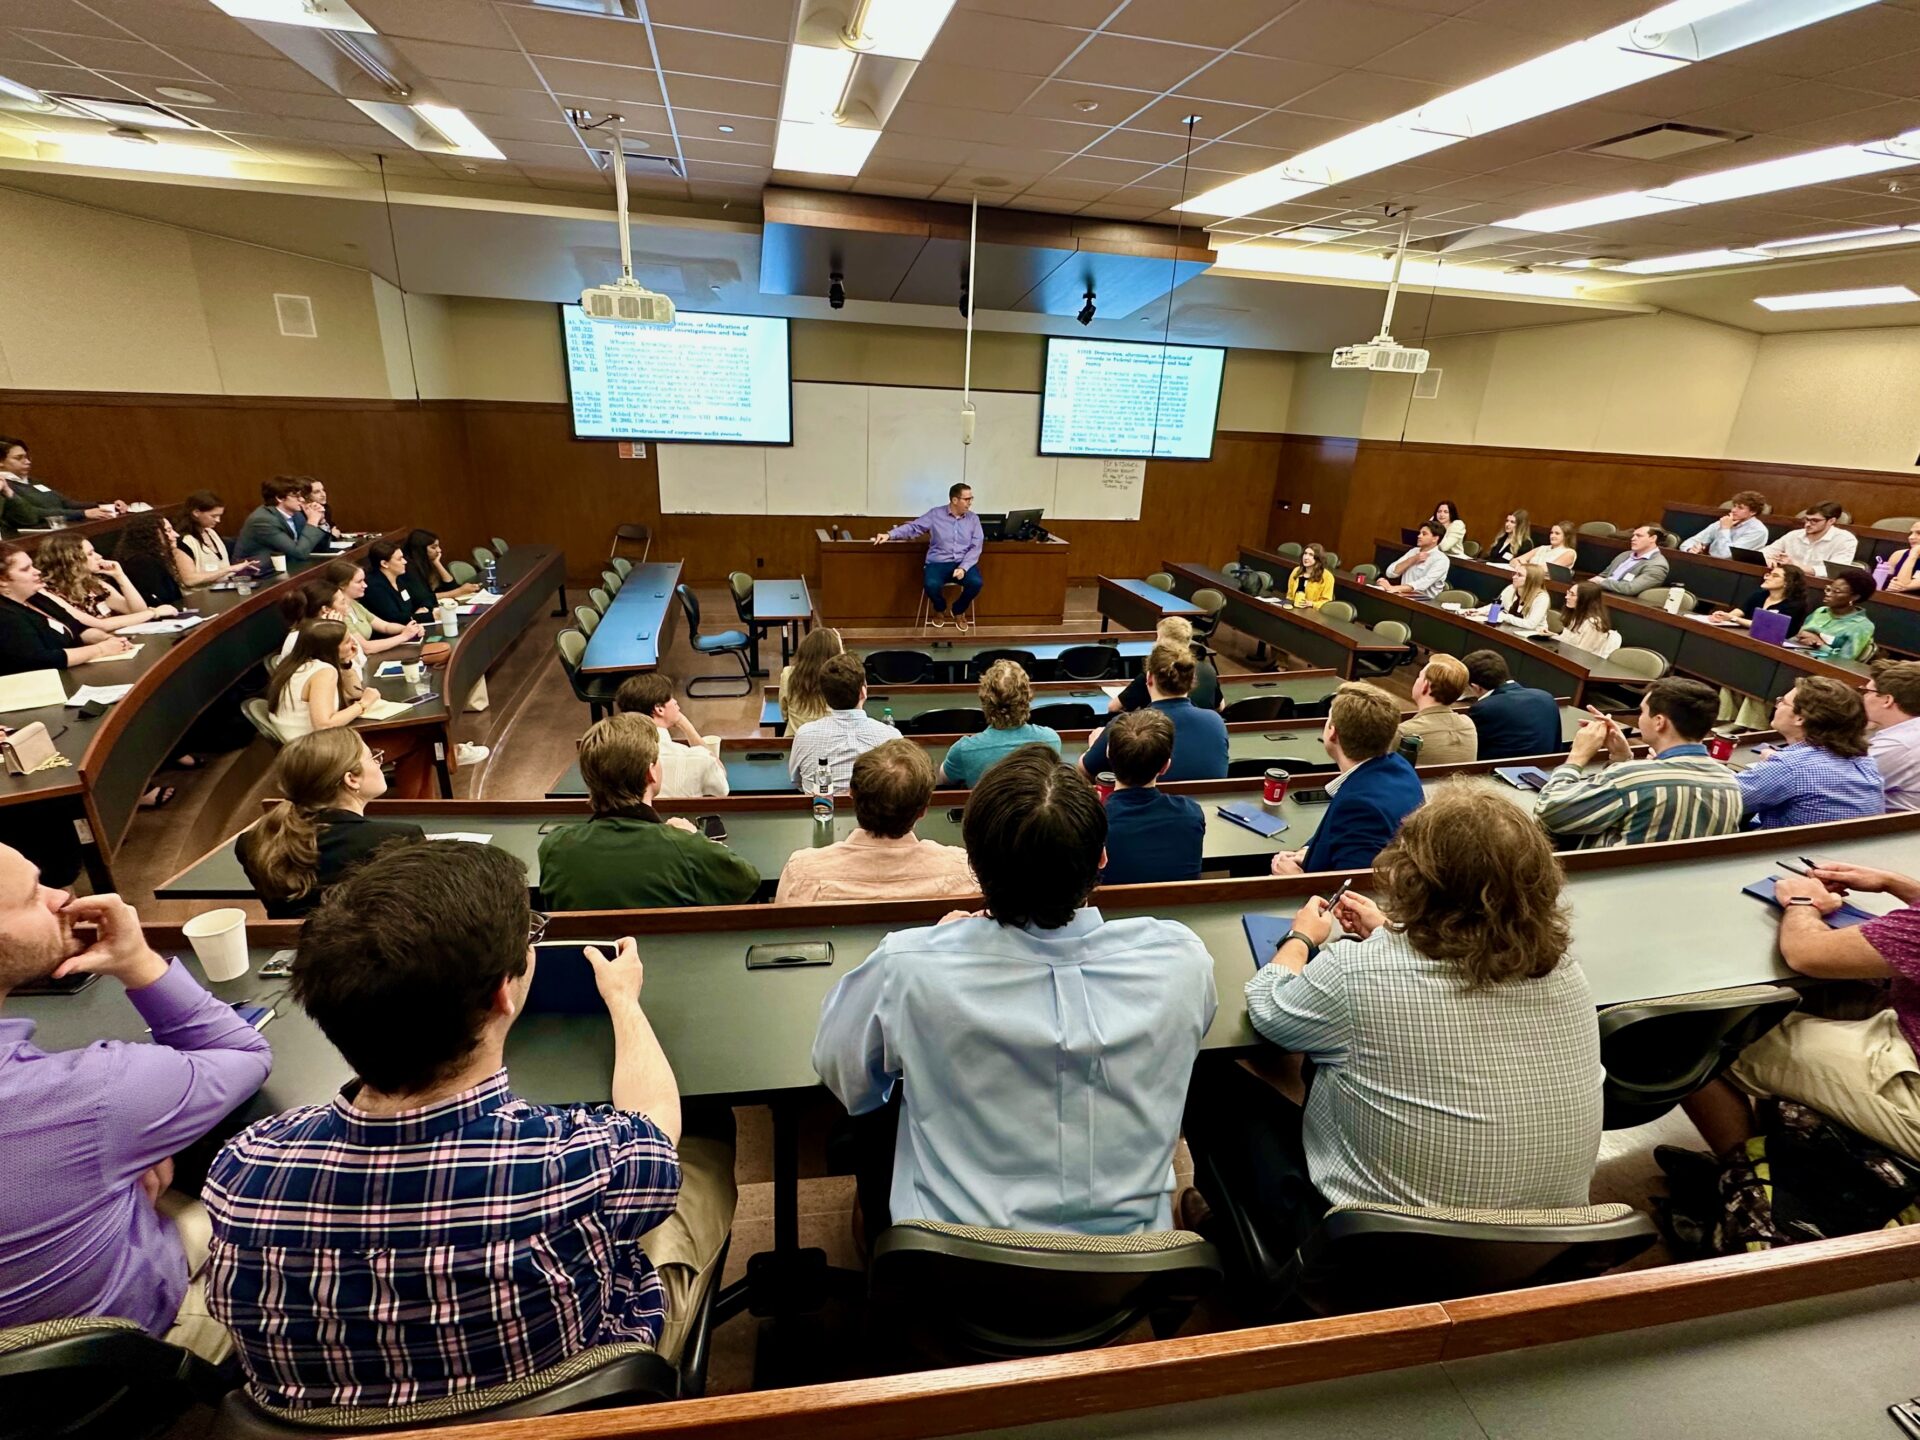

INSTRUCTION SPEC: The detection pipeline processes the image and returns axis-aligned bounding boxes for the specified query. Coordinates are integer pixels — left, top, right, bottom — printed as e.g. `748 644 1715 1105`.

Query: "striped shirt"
1736 742 1885 829
204 1070 680 1410
1245 931 1602 1210
1534 744 1745 849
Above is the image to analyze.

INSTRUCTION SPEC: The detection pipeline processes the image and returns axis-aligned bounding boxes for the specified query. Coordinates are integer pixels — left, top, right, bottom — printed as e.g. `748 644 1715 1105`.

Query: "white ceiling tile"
351 0 520 45
185 53 336 94
225 86 363 122
640 0 798 42
0 57 92 92
928 11 1095 75
533 56 666 107
652 72 777 118
902 62 1042 113
12 28 200 76
389 38 544 89
2 1 139 38
1716 3 1920 81
1016 79 1158 125
1364 18 1567 87
500 7 654 66
1049 152 1162 183
429 82 567 123
1681 80 1897 134
1179 51 1342 108
957 0 1119 26
1084 125 1206 165
1826 52 1920 101
1769 97 1920 145
853 179 938 198
679 134 772 164
83 3 286 57
651 28 785 85
1236 0 1445 68
1057 34 1216 92
672 110 775 145
1128 92 1267 138
1213 108 1364 153
1460 0 1651 37
1106 0 1287 50
1287 70 1449 124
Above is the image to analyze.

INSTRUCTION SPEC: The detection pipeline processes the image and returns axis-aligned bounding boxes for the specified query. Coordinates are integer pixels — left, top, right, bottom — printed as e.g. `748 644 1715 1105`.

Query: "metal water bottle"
811 756 835 845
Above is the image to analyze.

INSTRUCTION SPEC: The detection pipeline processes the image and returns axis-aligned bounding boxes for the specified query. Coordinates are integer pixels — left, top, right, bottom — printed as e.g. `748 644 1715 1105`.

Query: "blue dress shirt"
1083 697 1228 781
812 908 1217 1233
1685 515 1770 558
1736 742 1884 828
888 506 984 568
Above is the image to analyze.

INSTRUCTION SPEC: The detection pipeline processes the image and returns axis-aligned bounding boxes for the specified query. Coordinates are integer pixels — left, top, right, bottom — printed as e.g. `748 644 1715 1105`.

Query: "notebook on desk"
1217 802 1288 839
1242 914 1295 970
1740 877 1877 928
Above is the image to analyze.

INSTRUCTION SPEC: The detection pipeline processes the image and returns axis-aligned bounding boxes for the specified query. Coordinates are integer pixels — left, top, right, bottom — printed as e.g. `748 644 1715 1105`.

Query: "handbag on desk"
3 721 61 775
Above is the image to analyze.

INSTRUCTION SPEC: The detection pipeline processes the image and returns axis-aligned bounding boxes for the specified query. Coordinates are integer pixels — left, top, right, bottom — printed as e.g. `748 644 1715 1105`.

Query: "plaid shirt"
1736 742 1885 829
204 1070 679 1410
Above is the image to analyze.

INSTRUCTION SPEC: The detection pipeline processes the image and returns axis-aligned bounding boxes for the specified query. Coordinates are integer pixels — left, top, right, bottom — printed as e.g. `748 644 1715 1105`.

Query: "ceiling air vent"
1581 123 1744 161
1413 369 1443 400
274 294 317 339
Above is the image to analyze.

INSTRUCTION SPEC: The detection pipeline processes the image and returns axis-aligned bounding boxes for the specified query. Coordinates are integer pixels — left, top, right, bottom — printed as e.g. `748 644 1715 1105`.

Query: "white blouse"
1436 518 1467 555
179 530 230 573
1560 618 1623 660
269 659 335 743
1487 586 1551 632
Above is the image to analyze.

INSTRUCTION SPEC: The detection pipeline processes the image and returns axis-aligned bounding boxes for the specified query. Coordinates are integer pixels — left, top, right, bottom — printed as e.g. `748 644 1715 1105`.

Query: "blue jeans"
924 562 984 616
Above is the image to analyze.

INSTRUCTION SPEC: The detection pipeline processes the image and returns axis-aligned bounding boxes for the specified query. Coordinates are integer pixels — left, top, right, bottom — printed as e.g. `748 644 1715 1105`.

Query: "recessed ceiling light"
53 134 236 176
1272 225 1351 242
1502 189 1690 232
1338 216 1378 227
155 87 217 105
716 124 735 133
208 0 373 31
0 73 55 109
349 99 505 159
1755 284 1920 312
1072 99 1099 113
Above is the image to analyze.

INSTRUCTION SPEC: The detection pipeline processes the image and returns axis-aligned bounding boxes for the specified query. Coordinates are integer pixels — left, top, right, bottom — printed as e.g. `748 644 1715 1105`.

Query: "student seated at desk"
0 542 133 672
206 842 737 1407
1517 519 1579 573
267 621 438 800
941 659 1062 786
1535 678 1743 850
174 490 256 589
1594 524 1670 597
1737 678 1883 828
361 539 436 624
0 856 271 1359
1790 568 1877 661
317 560 424 657
1281 543 1335 609
1707 562 1807 637
617 673 728 798
1181 784 1602 1269
38 532 179 632
1463 649 1563 761
1682 489 1770 558
1467 560 1551 632
0 436 126 522
779 626 842 734
1762 501 1857 578
233 476 329 565
1884 520 1920 595
1271 682 1422 876
787 653 904 793
1867 662 1920 814
1427 500 1467 556
1107 614 1220 712
777 739 973 903
405 528 479 602
1100 710 1203 885
1682 860 1920 1164
1396 655 1477 765
1483 509 1530 566
813 746 1216 1241
238 730 426 919
114 512 188 609
1556 581 1623 659
1378 522 1450 598
1082 641 1228 782
540 714 759 911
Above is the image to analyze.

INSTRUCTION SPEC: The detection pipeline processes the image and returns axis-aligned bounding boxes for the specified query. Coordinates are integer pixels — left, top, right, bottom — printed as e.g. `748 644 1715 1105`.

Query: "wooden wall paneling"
1268 434 1359 552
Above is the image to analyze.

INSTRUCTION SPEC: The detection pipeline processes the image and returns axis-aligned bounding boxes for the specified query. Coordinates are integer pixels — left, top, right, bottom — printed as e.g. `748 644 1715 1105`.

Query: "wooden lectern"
815 530 1071 627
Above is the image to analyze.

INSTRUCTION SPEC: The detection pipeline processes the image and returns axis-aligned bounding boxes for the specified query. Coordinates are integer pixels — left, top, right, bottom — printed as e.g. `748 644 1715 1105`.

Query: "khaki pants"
1731 1007 1920 1161
637 1135 738 1366
157 1193 232 1364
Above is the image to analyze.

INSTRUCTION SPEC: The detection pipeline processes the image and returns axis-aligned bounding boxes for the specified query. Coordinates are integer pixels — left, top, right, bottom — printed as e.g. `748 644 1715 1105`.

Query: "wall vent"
1413 368 1443 400
274 293 317 339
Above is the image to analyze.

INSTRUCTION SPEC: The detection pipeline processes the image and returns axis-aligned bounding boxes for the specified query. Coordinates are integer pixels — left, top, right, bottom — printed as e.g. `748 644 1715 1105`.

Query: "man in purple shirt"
873 481 986 631
0 846 272 1360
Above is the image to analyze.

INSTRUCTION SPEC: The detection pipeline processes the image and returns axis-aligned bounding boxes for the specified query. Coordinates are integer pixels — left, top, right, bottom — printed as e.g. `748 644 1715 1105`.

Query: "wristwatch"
1784 896 1819 908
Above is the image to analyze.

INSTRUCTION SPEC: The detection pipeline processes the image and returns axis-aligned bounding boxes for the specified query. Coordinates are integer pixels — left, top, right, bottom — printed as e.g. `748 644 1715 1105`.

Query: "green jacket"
537 808 761 911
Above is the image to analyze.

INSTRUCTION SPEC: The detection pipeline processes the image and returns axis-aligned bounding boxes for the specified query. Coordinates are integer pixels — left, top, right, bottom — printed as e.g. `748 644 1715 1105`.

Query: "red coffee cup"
1096 771 1116 802
1704 734 1735 762
1263 767 1290 805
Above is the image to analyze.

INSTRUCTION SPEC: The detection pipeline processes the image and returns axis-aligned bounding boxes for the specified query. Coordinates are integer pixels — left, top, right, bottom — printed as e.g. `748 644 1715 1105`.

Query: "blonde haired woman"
938 659 1063 787
267 620 439 798
1108 614 1221 713
1470 560 1551 632
780 625 844 732
236 728 424 918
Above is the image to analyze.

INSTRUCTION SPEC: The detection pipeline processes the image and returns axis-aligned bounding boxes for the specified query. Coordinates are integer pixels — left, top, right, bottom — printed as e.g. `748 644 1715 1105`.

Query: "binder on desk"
1242 914 1295 970
1740 877 1877 927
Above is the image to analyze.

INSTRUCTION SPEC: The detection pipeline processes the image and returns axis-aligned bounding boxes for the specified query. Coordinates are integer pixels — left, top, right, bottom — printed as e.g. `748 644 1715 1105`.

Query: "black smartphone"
1293 788 1334 806
14 971 98 997
696 813 729 842
945 806 966 823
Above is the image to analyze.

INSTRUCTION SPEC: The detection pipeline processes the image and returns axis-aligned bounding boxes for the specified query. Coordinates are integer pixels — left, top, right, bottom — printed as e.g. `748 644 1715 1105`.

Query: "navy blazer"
1300 753 1424 873
1469 682 1563 761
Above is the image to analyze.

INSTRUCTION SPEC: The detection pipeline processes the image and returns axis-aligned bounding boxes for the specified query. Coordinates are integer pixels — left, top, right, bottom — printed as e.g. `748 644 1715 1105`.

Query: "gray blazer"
1596 548 1670 597
232 504 327 563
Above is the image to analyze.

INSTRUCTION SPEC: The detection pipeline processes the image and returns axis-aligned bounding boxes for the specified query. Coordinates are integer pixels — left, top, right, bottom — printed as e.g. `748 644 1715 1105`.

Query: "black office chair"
869 1221 1221 1367
674 585 753 698
0 1317 234 1440
901 707 987 736
1055 644 1120 681
1597 983 1801 1130
967 648 1038 679
1030 702 1100 731
1354 619 1413 677
1220 695 1293 723
1226 757 1334 779
1293 695 1334 720
555 630 620 721
864 649 936 685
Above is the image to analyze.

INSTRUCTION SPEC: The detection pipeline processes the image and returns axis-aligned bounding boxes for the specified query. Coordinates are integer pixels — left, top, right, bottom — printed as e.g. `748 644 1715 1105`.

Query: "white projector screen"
1039 337 1226 460
561 306 792 444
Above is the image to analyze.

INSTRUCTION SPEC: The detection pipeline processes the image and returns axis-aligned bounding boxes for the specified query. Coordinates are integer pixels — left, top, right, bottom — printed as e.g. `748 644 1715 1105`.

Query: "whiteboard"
655 381 1146 521
767 383 867 515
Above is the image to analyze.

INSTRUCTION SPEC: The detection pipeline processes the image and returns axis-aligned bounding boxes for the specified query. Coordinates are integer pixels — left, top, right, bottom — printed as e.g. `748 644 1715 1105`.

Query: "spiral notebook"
1741 877 1877 927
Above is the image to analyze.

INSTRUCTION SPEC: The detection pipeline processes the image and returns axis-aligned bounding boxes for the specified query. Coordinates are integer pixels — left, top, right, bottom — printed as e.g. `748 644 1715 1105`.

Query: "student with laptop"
1763 502 1858 578
1707 562 1808 639
1682 491 1770 559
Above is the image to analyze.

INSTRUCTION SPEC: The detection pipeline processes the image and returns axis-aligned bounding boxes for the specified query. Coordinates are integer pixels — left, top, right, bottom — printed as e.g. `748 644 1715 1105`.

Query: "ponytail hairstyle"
268 619 349 710
246 729 368 902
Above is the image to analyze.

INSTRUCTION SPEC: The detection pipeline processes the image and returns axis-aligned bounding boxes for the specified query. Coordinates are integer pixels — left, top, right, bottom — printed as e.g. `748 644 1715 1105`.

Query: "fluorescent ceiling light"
1503 190 1691 232
0 73 48 106
50 94 200 130
1217 239 1590 299
207 0 374 32
411 103 504 159
1623 0 1876 60
773 119 879 175
1760 225 1920 257
781 43 856 125
1271 226 1353 242
51 135 236 177
1656 143 1911 204
1411 39 1681 140
1755 285 1920 311
853 0 959 61
1616 247 1769 273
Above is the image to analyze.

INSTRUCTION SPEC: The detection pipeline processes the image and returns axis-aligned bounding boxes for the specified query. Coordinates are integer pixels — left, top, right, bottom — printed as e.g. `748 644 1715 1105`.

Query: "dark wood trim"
769 671 1300 699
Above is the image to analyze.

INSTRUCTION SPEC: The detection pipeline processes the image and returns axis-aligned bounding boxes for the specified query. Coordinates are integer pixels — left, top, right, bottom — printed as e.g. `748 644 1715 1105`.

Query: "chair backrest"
1874 515 1919 530
1372 619 1410 645
1191 587 1227 616
1608 645 1668 680
1319 601 1356 623
611 523 652 563
1275 542 1303 560
1055 644 1120 681
1029 701 1100 731
491 536 509 553
864 649 935 684
448 559 477 585
471 546 495 569
610 557 634 579
555 629 585 670
1434 589 1478 608
1144 572 1175 592
1461 539 1482 557
869 1221 1221 1364
241 697 280 745
589 587 611 615
1546 607 1566 634
1320 550 1339 569
0 1317 230 1440
1220 694 1292 723
1350 564 1379 583
1578 520 1617 536
1284 1203 1658 1316
901 706 989 736
968 648 1038 679
1247 570 1274 596
601 568 624 595
674 584 703 637
728 571 754 603
1597 983 1800 1129
1638 585 1693 613
574 604 600 636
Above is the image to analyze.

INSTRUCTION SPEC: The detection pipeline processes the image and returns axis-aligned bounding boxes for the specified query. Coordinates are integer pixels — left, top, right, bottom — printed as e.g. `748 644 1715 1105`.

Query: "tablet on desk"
525 941 618 1015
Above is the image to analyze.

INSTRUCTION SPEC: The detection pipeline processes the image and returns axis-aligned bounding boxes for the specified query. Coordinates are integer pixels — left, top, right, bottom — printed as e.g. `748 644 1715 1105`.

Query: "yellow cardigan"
1285 567 1335 608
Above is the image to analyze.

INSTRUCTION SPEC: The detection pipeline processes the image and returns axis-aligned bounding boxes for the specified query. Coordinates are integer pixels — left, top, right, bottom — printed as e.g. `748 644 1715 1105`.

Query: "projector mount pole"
961 193 977 444
609 117 635 287
1376 210 1412 343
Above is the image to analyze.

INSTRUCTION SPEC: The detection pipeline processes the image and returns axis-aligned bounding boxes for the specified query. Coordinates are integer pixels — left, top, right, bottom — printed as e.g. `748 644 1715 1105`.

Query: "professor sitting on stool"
873 482 984 632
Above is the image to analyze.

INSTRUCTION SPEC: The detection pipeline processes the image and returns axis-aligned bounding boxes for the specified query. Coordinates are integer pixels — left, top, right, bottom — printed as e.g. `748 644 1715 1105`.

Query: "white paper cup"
270 555 288 574
403 661 423 683
183 907 250 981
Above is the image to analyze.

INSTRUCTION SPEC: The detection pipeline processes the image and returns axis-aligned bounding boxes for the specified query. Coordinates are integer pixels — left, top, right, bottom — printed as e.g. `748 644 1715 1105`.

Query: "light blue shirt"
1685 515 1770 558
1389 547 1449 599
787 708 903 791
938 723 1061 787
812 908 1217 1233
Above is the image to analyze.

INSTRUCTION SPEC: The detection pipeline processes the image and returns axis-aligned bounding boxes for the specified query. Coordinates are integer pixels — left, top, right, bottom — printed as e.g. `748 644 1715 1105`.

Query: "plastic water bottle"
1875 555 1893 590
1486 599 1503 625
881 702 894 729
1664 588 1684 614
810 756 834 845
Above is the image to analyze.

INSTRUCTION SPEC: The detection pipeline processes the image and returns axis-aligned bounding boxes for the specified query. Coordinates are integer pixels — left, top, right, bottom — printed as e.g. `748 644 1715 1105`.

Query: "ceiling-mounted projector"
581 278 675 325
1332 211 1427 374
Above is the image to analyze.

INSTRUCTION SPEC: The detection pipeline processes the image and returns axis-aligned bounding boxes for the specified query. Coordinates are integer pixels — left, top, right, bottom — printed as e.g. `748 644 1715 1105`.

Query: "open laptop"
1750 607 1792 647
1730 546 1770 566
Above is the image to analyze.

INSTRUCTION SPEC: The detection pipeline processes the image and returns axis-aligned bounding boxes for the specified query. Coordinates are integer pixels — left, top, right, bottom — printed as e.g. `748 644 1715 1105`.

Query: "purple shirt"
0 961 272 1334
889 505 984 569
1863 904 1920 1056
